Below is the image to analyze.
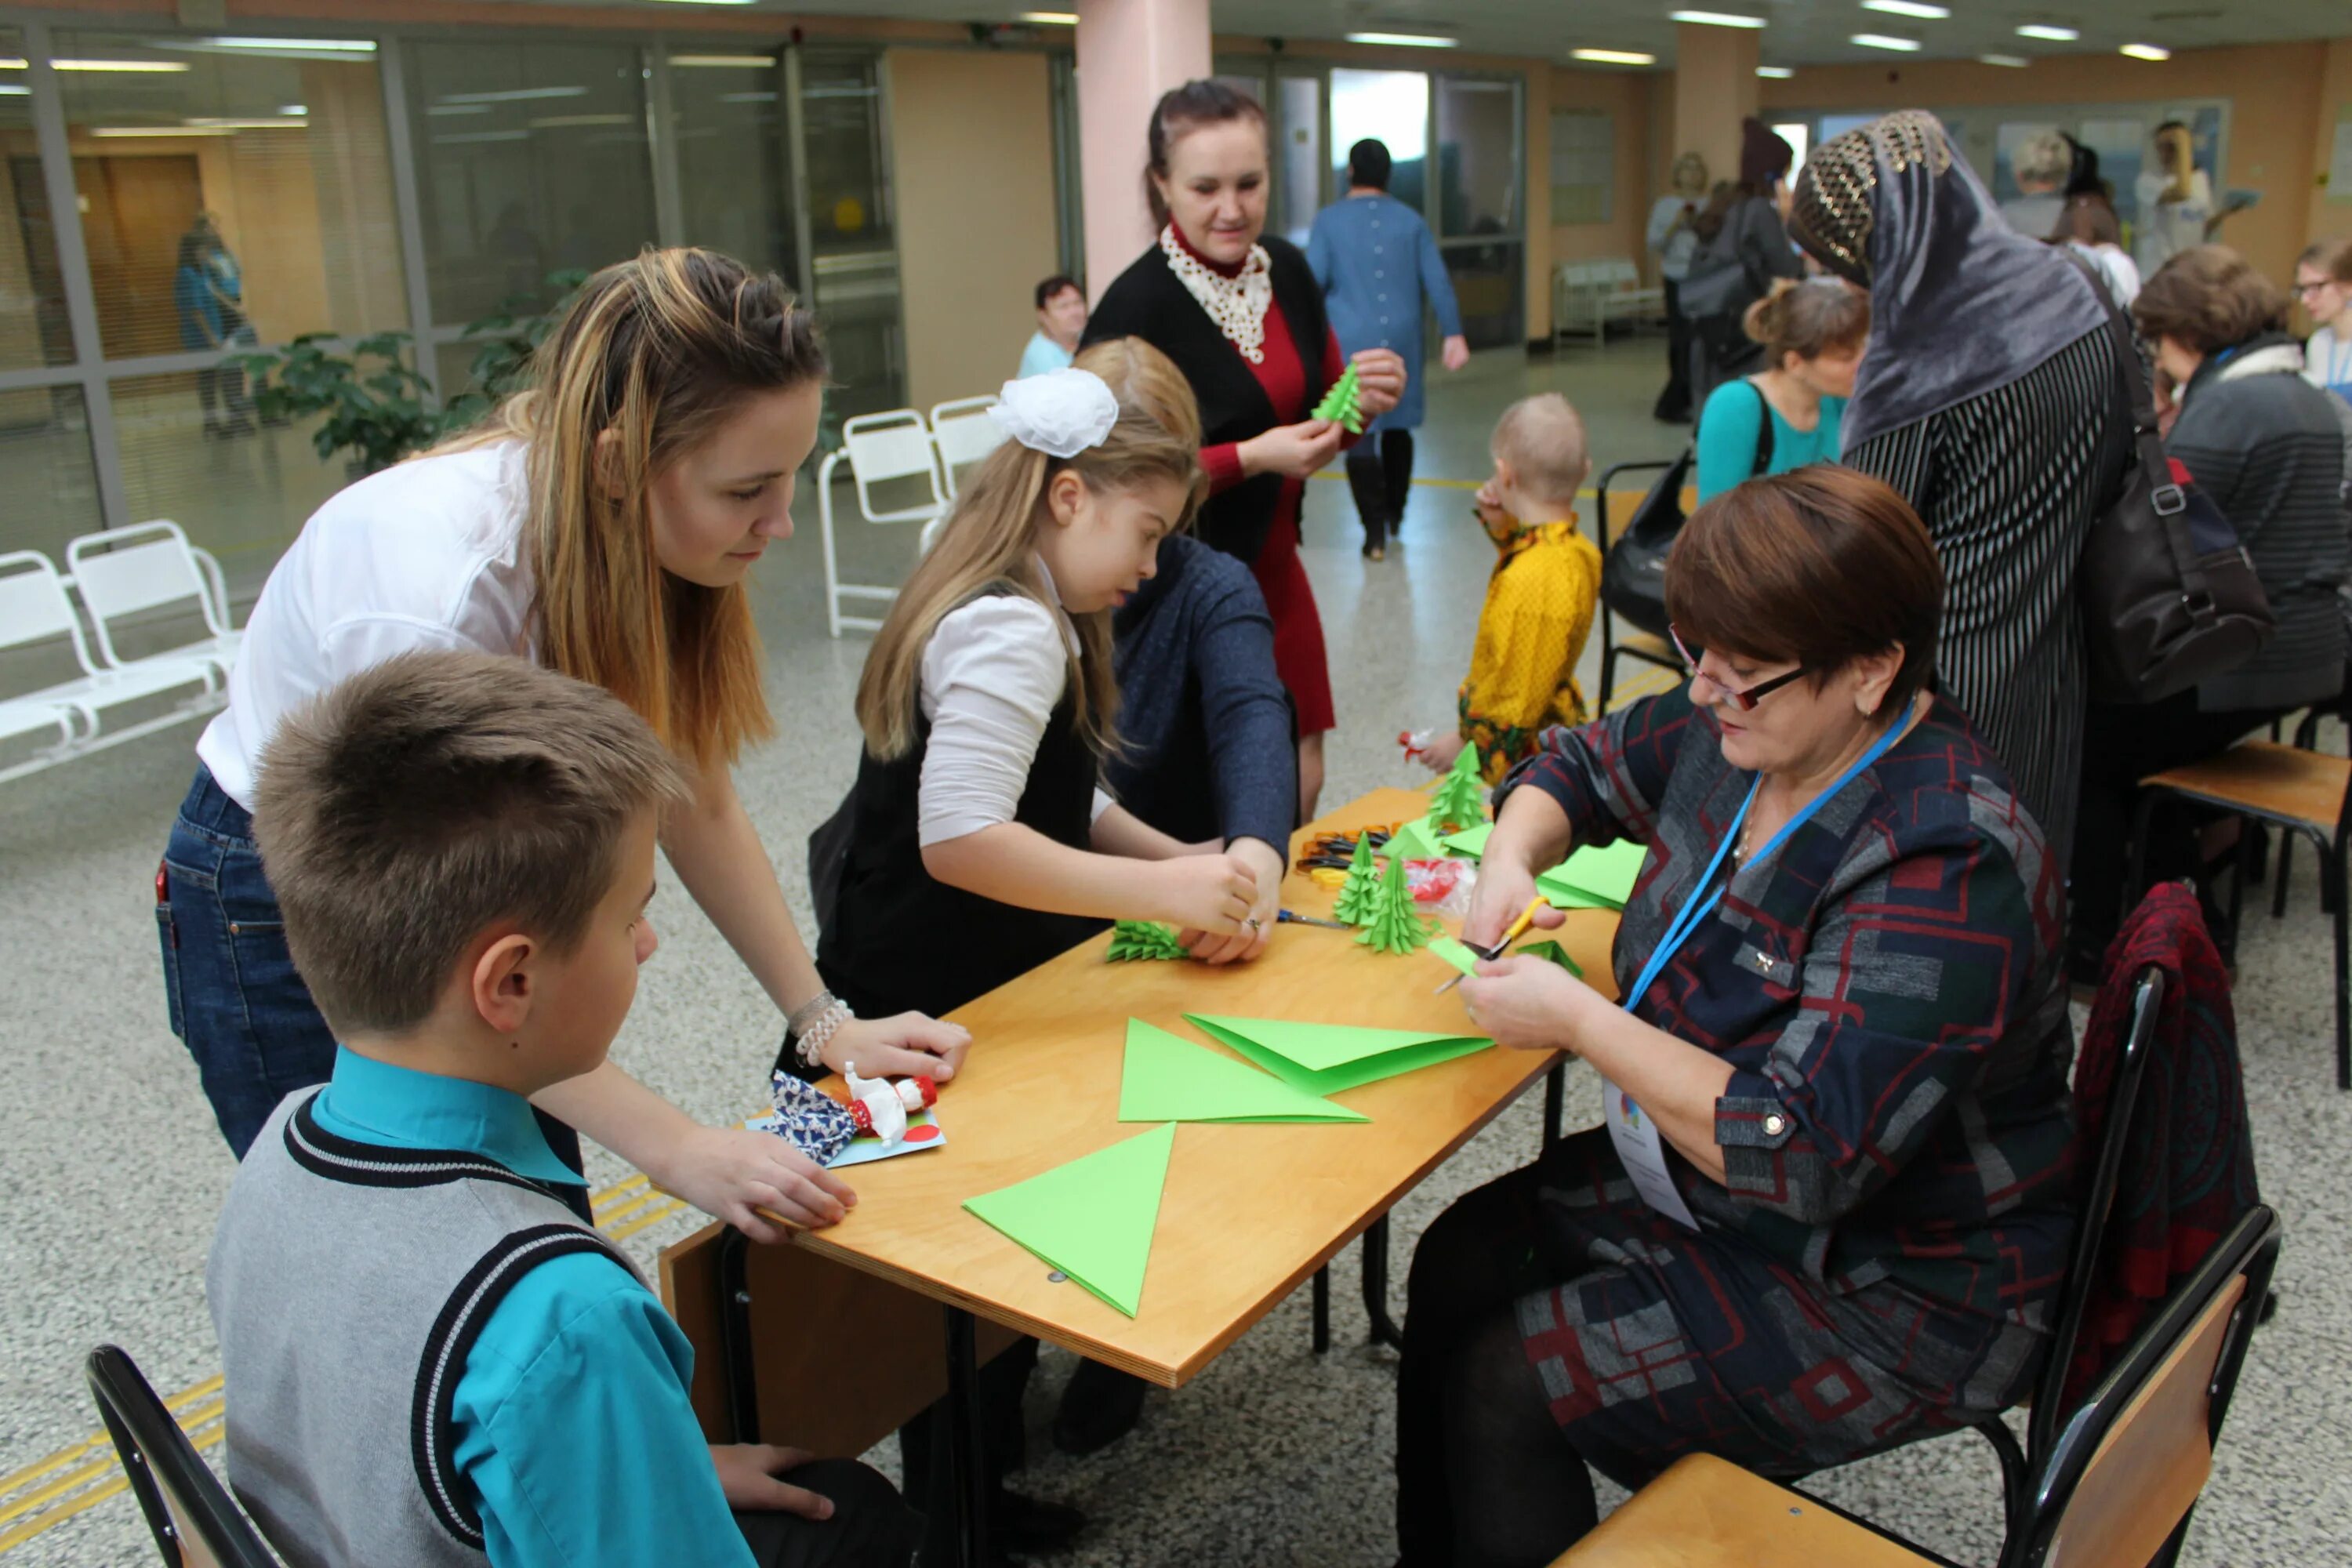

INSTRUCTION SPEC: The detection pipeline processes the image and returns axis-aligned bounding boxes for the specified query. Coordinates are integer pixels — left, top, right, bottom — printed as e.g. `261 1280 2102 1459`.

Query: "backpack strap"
2065 249 2180 521
1748 379 1776 475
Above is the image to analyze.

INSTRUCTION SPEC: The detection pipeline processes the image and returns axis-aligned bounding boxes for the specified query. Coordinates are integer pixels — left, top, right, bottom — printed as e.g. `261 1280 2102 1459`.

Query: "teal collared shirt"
311 1050 754 1568
1018 329 1073 379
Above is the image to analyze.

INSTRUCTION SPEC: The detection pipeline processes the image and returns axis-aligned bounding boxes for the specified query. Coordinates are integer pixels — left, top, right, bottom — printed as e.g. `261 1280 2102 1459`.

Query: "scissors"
1435 896 1549 995
1277 909 1352 930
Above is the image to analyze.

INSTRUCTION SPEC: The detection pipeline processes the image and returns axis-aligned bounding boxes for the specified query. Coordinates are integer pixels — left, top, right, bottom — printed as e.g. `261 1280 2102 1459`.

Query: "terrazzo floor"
2 337 2347 1566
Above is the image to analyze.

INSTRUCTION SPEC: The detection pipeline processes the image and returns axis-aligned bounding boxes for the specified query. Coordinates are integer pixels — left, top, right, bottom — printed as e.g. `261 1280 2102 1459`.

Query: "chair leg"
1972 1417 2030 1546
2333 830 2350 1092
2295 709 2321 752
1311 1265 1330 1354
1542 1059 1565 1149
2274 830 2294 921
1599 621 1617 713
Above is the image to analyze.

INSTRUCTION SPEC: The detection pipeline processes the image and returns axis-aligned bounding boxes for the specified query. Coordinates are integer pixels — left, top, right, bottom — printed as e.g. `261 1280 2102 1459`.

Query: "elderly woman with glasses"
1392 466 2076 1567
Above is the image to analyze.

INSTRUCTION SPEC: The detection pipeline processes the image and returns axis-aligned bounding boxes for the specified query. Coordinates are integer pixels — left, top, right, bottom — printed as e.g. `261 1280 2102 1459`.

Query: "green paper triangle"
1537 840 1647 909
1387 817 1446 861
962 1122 1176 1318
1184 1014 1491 1095
1429 934 1484 978
1515 938 1585 978
1439 822 1492 858
1118 1020 1368 1123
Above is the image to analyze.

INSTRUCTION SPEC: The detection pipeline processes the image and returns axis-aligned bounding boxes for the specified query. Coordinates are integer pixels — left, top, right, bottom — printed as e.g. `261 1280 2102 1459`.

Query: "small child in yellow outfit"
1417 393 1602 785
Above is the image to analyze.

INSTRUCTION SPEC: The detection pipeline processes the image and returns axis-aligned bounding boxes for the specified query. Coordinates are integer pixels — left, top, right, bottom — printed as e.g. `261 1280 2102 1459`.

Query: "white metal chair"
65 521 241 678
818 409 949 637
0 550 221 785
929 395 1007 500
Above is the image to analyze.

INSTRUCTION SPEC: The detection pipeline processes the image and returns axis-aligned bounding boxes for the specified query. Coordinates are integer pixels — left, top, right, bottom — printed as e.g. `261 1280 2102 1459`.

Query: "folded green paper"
1386 817 1447 862
1183 1013 1492 1096
1429 935 1484 978
1514 938 1585 977
1438 822 1493 858
1537 840 1647 909
962 1122 1177 1318
1118 1020 1367 1123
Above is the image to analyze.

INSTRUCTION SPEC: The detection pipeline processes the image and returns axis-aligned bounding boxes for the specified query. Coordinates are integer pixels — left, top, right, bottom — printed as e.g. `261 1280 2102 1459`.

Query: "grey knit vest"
207 1090 632 1568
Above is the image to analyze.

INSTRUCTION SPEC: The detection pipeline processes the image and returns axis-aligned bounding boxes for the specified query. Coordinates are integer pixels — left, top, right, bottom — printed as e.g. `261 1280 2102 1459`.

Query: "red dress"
1186 252 1351 738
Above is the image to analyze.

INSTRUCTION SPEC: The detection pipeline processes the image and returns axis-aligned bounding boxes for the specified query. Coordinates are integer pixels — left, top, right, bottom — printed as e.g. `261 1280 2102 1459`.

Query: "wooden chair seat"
1554 1454 1937 1568
2140 740 2352 833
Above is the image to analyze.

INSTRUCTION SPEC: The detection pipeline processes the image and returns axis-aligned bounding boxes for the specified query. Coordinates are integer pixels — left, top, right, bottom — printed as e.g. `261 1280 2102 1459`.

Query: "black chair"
1556 1201 2283 1567
87 1345 278 1568
1591 459 1686 713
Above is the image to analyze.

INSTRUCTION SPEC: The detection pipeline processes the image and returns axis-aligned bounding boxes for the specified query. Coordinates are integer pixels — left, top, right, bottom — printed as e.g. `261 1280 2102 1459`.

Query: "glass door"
792 47 906 434
1271 71 1323 249
1432 72 1524 349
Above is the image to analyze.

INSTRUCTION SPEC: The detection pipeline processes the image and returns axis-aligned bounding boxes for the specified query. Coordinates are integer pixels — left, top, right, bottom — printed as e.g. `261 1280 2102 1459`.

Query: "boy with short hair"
209 649 916 1568
1415 393 1602 784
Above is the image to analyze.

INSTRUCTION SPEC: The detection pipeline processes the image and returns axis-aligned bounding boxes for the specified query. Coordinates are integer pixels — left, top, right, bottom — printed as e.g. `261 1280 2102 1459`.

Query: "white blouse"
916 559 1114 848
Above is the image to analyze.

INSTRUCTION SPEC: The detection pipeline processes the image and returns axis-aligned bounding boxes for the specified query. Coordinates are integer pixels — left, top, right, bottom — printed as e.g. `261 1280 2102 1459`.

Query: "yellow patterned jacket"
1456 518 1602 784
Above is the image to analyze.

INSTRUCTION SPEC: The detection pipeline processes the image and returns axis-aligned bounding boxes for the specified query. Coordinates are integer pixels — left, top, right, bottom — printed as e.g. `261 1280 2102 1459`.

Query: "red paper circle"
901 1123 941 1143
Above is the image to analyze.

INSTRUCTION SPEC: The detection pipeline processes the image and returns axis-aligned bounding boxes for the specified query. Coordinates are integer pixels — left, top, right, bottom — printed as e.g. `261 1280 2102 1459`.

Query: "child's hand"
1153 850 1258 936
710 1445 834 1518
1182 837 1284 964
1472 479 1510 534
1423 730 1469 774
820 1011 971 1085
1242 419 1345 479
660 1123 857 1242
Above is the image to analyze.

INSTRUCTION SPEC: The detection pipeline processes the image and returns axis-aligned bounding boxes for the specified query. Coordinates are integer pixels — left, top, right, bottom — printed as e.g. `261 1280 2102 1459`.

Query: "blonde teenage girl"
159 248 966 1242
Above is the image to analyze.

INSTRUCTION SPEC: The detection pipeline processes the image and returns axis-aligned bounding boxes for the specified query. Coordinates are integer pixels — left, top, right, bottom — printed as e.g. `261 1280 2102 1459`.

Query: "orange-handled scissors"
1435 896 1549 995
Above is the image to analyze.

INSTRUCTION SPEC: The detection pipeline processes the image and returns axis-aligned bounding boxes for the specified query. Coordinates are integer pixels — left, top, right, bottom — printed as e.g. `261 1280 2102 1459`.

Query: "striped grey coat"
1842 325 2121 866
2169 339 2350 713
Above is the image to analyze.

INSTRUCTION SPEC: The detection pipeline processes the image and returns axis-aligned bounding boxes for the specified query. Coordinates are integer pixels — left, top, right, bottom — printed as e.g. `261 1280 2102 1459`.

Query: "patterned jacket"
1457 520 1600 783
1501 684 2077 1324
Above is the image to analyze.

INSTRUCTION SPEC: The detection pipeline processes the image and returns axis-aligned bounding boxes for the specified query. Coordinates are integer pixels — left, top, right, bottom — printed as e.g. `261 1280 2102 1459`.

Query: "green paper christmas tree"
1107 920 1191 961
1356 850 1438 956
1312 362 1365 434
1332 835 1381 926
1428 743 1489 834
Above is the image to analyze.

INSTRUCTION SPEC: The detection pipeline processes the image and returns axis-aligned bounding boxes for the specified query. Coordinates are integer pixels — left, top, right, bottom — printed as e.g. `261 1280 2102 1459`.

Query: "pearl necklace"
1160 224 1272 363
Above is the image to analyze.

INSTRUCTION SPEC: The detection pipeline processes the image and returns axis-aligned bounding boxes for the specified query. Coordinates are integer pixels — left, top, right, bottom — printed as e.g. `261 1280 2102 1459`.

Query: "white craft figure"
840 1064 938 1145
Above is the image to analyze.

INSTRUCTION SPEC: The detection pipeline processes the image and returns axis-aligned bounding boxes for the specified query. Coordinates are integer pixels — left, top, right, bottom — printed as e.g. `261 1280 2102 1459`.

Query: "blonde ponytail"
437 246 826 773
854 337 1203 761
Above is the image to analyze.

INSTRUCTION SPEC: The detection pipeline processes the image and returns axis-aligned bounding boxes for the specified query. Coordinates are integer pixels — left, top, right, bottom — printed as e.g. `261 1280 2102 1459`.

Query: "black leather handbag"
2071 258 2274 703
1599 386 1774 639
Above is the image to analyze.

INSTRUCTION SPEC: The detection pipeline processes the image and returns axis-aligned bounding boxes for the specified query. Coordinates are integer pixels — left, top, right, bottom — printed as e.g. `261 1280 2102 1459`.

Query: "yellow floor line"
0 1426 225 1555
594 1189 667 1228
604 1199 688 1242
591 1172 650 1212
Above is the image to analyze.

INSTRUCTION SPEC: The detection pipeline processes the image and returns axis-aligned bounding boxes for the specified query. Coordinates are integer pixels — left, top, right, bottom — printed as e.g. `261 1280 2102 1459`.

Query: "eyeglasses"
1669 625 1809 711
2298 278 2338 297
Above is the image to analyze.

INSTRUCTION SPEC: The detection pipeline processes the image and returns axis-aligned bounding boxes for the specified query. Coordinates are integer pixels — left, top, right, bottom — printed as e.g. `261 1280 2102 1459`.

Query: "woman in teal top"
1696 278 1867 501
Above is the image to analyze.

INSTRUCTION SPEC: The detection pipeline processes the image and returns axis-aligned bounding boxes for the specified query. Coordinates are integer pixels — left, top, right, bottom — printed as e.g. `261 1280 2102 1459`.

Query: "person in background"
2296 237 2352 404
175 230 239 441
2001 130 2073 238
1680 121 1806 407
1415 393 1601 785
1308 136 1468 561
2071 246 2350 975
1646 151 1710 423
1083 81 1407 818
1693 278 1866 503
1020 274 1087 379
2136 121 2213 279
2055 192 2142 307
1790 110 2121 865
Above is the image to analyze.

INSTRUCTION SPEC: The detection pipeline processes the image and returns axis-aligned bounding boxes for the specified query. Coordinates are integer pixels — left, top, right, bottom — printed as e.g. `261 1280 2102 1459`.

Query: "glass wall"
673 47 795 285
1435 74 1524 349
47 29 403 590
1330 68 1428 214
0 22 922 590
405 38 657 325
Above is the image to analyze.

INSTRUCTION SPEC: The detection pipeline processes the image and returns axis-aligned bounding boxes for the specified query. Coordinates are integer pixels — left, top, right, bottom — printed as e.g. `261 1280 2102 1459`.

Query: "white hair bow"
989 368 1120 459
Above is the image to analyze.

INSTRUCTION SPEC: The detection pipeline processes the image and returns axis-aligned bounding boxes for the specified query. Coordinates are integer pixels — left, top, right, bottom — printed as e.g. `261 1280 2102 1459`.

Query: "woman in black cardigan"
1083 79 1405 815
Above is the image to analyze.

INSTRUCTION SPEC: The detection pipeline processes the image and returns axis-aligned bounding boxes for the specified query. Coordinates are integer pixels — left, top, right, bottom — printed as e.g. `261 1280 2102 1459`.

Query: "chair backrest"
87 1345 279 1568
840 410 947 523
0 549 104 680
2013 1204 2280 1568
66 522 226 665
2027 965 2165 1464
1596 257 1641 290
930 396 1007 499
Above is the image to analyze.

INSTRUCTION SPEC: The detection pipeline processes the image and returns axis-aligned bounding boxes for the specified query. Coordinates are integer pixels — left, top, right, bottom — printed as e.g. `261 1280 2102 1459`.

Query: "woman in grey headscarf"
1789 109 2121 861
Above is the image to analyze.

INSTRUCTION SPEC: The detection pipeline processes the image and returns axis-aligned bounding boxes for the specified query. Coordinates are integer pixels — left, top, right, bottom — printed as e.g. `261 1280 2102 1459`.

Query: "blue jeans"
158 766 586 1178
158 767 340 1157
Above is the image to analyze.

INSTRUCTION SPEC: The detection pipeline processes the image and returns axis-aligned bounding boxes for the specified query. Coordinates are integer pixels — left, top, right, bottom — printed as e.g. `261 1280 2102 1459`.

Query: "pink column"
1076 0 1213 303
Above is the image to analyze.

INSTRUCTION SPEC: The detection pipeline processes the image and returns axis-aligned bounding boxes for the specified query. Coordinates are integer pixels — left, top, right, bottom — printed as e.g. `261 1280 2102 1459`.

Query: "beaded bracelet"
790 992 855 1069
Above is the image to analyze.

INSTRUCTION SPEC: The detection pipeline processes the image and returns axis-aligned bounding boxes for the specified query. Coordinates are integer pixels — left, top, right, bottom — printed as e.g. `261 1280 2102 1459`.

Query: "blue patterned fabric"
764 1070 857 1166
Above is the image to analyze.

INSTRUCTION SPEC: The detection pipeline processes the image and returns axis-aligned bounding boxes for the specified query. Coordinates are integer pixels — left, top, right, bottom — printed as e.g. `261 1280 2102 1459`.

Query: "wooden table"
664 786 1621 1565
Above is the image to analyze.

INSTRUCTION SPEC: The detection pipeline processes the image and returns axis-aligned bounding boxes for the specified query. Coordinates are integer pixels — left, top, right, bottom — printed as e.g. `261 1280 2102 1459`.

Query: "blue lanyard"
1621 713 1912 1013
